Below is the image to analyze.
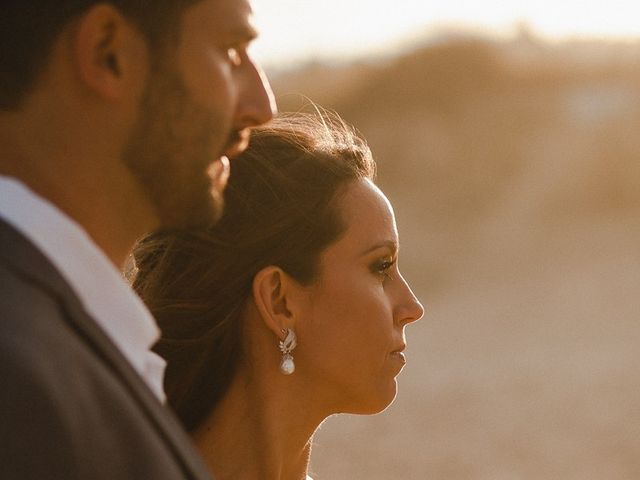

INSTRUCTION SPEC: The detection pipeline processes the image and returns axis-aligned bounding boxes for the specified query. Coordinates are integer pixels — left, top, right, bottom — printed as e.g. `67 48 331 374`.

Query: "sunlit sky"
250 0 640 68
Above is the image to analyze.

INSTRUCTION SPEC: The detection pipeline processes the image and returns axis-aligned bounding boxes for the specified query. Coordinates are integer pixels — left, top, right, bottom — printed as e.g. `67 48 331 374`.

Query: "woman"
130 112 424 480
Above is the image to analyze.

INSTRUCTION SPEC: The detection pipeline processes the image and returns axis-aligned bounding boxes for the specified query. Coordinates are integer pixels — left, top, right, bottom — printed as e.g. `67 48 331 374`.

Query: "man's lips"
208 156 230 190
207 129 251 190
222 130 251 160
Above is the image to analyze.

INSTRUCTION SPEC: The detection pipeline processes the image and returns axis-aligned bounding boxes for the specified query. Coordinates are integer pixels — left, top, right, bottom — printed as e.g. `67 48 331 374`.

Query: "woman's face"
295 178 424 414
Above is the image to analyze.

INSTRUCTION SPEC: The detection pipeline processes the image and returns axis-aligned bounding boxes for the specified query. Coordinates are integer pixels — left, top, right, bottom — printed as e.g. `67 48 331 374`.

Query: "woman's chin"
344 379 399 415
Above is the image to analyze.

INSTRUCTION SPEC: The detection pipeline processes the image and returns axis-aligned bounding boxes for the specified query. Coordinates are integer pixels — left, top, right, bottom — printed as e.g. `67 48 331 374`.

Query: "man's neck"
0 120 158 268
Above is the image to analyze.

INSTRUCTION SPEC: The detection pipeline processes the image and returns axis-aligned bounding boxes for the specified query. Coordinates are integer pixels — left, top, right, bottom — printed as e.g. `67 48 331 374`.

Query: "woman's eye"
372 259 395 280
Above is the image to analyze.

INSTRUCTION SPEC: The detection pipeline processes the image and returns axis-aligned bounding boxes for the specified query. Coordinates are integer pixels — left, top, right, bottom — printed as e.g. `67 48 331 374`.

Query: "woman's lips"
390 351 406 362
390 343 407 366
390 343 407 364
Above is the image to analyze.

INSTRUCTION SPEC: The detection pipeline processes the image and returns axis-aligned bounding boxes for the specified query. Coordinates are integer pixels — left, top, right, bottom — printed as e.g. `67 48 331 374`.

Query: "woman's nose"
395 274 425 326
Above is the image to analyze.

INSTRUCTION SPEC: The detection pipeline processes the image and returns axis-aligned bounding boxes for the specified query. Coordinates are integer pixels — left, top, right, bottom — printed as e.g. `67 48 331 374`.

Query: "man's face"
123 0 275 228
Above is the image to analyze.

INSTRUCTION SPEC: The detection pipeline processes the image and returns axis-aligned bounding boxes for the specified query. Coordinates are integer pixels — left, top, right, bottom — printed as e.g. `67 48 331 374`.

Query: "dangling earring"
279 328 297 375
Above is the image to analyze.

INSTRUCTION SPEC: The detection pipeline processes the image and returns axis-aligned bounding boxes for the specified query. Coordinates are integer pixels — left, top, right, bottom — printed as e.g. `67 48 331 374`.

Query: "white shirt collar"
0 176 166 402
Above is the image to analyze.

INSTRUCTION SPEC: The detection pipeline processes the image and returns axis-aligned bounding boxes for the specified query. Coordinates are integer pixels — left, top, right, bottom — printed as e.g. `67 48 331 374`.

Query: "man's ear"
252 266 301 339
73 4 148 101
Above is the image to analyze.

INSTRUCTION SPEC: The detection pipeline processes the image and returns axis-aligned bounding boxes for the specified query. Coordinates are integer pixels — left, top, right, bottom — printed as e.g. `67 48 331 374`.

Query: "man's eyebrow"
227 23 258 43
359 240 398 257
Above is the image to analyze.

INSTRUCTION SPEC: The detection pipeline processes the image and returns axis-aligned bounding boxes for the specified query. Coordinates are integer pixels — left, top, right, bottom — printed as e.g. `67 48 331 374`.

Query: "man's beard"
121 66 230 230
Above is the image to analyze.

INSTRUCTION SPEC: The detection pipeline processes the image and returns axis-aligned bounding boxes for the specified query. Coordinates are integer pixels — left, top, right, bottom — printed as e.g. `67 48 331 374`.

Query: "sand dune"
270 35 640 479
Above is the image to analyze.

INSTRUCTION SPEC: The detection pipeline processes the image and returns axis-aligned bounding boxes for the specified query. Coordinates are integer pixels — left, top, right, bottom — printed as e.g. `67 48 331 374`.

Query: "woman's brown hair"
130 112 375 431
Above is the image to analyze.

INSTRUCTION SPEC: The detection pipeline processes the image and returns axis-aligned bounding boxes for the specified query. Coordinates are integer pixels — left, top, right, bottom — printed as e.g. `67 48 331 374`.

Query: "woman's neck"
191 368 323 480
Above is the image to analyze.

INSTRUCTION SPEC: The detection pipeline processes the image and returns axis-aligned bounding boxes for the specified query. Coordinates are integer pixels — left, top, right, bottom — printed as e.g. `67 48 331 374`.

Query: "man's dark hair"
0 1 200 110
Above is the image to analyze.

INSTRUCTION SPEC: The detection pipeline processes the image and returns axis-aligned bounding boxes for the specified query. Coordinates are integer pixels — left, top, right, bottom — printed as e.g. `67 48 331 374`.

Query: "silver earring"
279 328 297 375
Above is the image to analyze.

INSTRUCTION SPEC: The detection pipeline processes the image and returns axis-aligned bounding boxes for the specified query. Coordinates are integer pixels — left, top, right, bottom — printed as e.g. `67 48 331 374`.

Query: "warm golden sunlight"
252 0 640 66
252 1 640 480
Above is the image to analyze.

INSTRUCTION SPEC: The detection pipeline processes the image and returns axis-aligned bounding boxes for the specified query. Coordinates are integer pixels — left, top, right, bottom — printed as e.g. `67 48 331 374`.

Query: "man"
0 1 274 478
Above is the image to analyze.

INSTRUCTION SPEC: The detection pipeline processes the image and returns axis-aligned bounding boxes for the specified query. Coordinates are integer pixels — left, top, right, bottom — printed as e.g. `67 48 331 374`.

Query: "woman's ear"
252 266 301 339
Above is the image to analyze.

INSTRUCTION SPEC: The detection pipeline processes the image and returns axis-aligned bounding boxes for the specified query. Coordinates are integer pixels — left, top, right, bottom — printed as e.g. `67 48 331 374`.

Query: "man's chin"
154 188 224 232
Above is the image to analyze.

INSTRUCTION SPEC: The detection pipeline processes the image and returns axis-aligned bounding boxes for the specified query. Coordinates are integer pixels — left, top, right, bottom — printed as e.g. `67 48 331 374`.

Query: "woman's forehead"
329 179 398 256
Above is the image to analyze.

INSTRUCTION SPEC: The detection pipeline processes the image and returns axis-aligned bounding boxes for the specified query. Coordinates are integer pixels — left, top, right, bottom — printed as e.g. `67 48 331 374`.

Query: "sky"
249 0 640 68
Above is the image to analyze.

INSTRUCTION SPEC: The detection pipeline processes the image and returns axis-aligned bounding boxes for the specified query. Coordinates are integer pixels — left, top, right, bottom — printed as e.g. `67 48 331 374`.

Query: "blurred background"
251 1 640 479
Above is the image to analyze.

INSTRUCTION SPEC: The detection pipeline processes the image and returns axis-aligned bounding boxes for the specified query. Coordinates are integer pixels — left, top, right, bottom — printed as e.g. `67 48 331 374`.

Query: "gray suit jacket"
0 220 211 479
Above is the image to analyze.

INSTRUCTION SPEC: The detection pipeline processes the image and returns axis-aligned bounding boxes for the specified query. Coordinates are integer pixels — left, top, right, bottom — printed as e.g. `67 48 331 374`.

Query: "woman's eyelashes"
371 257 396 281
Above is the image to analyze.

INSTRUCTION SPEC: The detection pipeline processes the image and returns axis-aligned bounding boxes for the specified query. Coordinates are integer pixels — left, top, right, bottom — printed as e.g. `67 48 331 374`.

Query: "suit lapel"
0 219 211 480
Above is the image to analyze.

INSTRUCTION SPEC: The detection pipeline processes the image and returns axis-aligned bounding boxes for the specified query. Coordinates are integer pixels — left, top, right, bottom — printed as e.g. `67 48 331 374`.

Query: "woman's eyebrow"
359 240 398 257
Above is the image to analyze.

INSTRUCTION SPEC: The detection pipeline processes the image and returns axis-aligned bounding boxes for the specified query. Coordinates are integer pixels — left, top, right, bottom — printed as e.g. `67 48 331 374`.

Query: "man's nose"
236 61 276 128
